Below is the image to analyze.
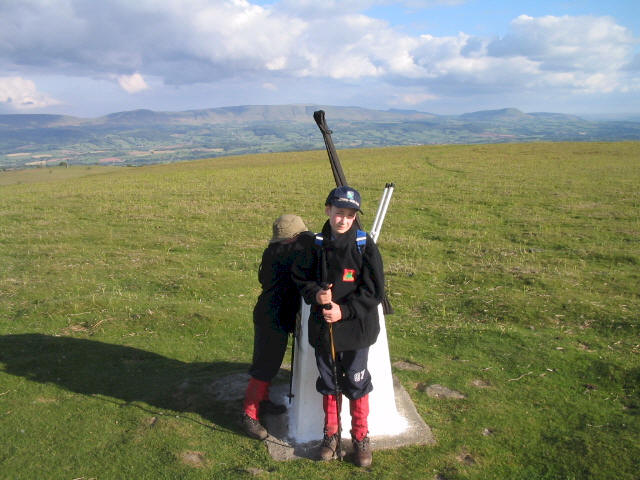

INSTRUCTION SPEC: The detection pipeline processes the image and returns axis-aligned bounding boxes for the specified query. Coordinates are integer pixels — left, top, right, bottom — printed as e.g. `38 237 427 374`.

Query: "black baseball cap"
325 186 363 213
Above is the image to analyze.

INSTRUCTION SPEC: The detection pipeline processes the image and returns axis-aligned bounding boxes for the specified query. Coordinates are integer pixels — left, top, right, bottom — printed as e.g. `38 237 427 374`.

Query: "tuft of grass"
1 142 639 479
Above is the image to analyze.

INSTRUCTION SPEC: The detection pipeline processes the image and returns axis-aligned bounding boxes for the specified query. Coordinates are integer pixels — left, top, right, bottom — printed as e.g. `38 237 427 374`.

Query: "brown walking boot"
352 435 372 467
318 433 339 461
241 413 268 440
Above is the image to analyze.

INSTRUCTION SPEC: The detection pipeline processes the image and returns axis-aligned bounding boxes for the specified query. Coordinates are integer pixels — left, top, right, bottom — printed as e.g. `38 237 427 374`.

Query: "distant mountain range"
1 105 639 169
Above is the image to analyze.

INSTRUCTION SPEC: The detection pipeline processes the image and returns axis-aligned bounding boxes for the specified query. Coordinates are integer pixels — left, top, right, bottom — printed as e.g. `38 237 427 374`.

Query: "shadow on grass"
0 333 251 435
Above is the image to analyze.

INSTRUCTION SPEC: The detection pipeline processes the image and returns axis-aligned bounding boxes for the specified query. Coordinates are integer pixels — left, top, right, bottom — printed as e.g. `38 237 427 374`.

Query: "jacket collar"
321 220 356 248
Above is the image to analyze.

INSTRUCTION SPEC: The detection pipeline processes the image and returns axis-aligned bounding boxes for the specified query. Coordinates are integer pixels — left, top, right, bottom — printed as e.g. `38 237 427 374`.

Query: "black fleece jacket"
253 232 313 333
292 220 385 352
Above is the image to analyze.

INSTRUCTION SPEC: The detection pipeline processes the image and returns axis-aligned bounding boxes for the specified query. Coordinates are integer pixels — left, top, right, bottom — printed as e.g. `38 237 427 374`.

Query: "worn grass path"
1 142 639 479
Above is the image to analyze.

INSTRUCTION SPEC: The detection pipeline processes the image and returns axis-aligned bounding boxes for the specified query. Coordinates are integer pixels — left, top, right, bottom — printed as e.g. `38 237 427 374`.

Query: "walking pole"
371 183 392 242
372 183 394 244
318 221 343 460
328 320 343 461
320 274 342 460
371 182 395 313
287 328 295 404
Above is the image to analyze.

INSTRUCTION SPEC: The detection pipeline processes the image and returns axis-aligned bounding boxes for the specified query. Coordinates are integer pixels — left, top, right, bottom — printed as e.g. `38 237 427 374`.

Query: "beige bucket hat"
270 214 307 243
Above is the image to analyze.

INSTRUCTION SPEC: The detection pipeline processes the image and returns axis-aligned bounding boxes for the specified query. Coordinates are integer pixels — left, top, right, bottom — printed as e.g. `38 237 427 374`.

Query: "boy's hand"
316 284 333 305
323 302 342 323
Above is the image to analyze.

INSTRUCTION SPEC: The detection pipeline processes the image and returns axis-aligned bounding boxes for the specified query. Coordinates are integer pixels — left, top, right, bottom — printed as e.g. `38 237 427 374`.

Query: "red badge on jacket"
342 269 356 282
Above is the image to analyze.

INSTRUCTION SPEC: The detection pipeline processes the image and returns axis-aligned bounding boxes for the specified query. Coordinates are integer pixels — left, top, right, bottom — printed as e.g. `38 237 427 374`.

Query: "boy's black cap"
325 186 363 213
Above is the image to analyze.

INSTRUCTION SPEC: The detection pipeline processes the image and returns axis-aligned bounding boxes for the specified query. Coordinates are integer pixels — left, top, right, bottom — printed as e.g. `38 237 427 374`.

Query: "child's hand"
316 284 333 305
323 302 342 323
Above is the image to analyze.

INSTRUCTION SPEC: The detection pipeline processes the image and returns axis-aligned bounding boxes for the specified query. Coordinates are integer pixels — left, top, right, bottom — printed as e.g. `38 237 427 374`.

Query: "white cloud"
392 92 439 105
0 76 60 110
488 15 634 72
0 2 637 113
276 0 376 16
117 73 149 93
478 15 637 96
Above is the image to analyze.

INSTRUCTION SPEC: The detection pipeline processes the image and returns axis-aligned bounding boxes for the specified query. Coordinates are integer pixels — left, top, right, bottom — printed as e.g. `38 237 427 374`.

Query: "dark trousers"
315 346 372 400
249 320 289 382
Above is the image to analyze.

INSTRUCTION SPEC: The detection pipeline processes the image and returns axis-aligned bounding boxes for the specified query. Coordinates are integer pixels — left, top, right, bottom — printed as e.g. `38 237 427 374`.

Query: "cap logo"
335 196 360 207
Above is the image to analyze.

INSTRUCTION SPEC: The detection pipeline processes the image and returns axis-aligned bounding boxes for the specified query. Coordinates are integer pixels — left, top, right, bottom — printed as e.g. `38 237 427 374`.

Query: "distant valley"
1 105 639 169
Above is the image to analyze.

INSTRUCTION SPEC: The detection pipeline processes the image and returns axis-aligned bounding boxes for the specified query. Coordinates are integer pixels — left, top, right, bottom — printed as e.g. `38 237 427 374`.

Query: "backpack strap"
356 230 367 254
315 231 367 253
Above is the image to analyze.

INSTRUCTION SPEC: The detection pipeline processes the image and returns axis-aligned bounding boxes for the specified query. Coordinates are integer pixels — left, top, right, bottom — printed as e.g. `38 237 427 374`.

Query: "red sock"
243 377 269 420
323 394 339 436
350 394 369 441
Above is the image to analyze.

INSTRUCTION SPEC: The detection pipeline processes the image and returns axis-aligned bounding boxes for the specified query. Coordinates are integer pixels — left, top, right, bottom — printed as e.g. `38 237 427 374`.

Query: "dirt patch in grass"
470 379 492 388
34 397 57 403
457 449 476 465
418 384 466 399
179 451 207 468
393 360 425 371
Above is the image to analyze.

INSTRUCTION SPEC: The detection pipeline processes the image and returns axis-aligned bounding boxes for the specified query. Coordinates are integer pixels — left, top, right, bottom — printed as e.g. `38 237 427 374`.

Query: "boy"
241 214 311 440
292 186 385 467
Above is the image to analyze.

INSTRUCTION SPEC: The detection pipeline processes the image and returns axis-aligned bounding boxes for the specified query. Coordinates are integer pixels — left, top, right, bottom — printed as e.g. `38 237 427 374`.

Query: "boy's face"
325 205 357 235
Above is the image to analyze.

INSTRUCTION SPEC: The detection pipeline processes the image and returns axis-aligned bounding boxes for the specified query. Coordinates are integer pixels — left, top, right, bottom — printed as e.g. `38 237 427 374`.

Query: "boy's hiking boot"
319 433 339 461
352 435 372 467
241 413 268 440
260 399 287 415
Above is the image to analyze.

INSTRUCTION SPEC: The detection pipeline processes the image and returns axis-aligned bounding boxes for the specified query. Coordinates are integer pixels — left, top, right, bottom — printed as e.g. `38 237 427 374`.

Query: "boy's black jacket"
292 220 385 352
253 232 313 333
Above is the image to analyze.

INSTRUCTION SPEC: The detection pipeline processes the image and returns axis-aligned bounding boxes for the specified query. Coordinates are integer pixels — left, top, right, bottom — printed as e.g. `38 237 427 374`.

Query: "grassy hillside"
1 142 638 479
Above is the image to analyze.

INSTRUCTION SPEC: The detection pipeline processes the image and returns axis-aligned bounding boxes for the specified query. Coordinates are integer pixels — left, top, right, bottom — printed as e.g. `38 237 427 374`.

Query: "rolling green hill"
2 105 640 169
1 142 638 479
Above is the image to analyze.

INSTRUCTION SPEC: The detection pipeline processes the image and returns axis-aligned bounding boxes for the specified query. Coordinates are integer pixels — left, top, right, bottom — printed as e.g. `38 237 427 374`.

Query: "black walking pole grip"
320 282 332 310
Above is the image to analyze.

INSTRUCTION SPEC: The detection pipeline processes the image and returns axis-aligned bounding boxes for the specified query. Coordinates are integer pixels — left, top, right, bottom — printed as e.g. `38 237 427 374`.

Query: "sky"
0 0 638 118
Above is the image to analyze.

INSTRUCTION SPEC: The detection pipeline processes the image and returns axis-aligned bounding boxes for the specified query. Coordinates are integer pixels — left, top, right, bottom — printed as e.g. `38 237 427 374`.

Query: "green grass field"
1 142 638 479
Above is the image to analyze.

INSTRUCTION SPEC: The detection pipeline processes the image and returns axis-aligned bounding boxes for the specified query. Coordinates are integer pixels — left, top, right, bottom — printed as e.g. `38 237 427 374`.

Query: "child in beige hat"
241 214 311 439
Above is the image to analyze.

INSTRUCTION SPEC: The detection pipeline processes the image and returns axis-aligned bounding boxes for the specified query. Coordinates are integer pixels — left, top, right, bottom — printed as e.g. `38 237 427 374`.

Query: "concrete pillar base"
262 375 436 461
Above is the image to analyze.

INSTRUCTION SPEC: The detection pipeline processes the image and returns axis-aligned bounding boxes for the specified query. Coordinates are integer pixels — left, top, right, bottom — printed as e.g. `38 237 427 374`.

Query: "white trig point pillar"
289 183 406 443
288 300 322 443
288 302 407 442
